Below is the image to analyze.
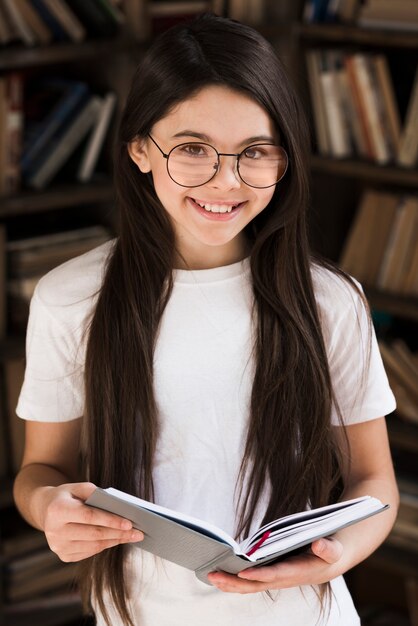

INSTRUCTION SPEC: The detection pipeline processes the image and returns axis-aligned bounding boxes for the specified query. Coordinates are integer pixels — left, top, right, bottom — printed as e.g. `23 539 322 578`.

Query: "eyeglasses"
147 134 288 189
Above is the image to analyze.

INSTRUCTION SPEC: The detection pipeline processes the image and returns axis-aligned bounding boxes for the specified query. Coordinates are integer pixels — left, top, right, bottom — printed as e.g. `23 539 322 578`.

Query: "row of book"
306 50 418 167
303 0 418 32
0 0 125 47
1 524 78 605
0 74 117 195
340 190 418 296
379 339 418 425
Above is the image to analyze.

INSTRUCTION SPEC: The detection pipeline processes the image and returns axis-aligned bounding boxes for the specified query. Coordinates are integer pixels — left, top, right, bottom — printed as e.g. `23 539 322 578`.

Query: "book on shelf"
2 0 37 46
13 0 54 45
303 0 361 23
378 339 418 424
77 91 117 182
339 190 399 284
38 0 87 43
398 68 418 169
0 73 24 196
357 0 418 32
340 190 418 296
86 488 388 585
319 50 352 159
376 196 418 291
30 0 71 41
22 78 90 175
6 224 111 331
26 95 102 189
69 0 120 38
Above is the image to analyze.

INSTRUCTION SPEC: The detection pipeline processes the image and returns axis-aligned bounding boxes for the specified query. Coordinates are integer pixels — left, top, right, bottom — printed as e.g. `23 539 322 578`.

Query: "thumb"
311 537 343 564
69 482 98 501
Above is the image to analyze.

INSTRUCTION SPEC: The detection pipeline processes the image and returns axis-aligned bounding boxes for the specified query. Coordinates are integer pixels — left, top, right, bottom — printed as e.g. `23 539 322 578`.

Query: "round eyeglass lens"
168 143 218 187
167 142 288 188
238 144 288 188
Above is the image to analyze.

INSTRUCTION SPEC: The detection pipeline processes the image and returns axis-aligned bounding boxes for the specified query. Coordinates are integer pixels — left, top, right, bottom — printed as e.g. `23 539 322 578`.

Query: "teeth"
195 200 239 213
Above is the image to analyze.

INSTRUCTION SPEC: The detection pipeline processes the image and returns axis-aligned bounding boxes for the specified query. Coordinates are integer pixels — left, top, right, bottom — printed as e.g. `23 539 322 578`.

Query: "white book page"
105 488 242 552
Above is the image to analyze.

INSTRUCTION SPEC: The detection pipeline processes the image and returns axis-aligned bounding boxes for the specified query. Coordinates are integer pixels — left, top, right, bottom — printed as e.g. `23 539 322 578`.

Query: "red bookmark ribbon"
246 531 271 557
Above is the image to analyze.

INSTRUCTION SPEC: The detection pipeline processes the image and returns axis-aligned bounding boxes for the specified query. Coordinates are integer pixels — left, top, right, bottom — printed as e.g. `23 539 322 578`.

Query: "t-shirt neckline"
173 257 250 284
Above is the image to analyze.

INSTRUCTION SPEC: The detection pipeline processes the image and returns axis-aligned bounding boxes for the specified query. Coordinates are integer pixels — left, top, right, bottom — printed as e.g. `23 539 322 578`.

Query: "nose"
209 154 241 189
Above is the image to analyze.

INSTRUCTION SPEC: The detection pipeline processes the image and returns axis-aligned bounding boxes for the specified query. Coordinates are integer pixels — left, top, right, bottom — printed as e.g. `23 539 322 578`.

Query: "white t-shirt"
17 240 396 626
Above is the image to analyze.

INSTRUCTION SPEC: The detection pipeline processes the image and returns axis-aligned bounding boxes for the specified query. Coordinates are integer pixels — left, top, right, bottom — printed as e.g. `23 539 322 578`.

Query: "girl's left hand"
207 537 344 593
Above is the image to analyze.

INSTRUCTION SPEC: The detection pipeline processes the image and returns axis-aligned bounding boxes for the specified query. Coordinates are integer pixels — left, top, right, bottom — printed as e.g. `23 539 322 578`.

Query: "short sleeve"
16 288 86 422
16 241 112 422
313 268 396 426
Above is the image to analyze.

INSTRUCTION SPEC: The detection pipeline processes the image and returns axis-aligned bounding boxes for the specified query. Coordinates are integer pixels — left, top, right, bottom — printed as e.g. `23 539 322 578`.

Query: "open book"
86 489 388 585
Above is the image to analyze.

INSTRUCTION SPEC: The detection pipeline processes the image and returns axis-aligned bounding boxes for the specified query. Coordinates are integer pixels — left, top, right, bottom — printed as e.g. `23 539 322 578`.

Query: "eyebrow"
171 130 277 145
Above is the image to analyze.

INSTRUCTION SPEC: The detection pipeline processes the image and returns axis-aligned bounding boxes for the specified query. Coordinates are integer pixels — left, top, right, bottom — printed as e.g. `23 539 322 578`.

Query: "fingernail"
130 531 143 541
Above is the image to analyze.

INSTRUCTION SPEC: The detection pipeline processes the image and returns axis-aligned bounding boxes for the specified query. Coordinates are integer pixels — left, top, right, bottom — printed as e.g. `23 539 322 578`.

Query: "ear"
128 138 152 173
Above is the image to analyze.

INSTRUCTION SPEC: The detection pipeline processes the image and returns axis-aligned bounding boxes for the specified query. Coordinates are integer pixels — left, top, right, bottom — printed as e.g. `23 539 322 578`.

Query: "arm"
13 420 143 562
208 416 399 593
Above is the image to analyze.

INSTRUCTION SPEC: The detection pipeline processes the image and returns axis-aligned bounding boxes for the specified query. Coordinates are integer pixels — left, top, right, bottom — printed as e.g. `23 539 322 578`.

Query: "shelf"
365 288 418 323
0 179 115 219
310 155 418 187
0 34 142 71
296 23 418 49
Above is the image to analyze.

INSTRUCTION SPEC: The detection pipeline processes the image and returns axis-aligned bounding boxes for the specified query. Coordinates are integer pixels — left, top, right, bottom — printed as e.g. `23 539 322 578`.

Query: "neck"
174 234 250 270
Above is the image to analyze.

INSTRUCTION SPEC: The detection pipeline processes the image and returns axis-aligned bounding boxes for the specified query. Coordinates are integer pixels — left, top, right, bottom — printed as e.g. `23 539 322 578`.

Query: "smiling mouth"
191 198 245 213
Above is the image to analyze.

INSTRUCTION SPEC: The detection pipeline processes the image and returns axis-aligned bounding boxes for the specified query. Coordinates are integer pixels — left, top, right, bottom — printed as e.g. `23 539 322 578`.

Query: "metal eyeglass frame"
147 133 288 189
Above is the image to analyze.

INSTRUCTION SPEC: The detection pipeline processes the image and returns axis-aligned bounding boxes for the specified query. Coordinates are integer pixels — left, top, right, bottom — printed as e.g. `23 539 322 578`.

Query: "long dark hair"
80 14 364 625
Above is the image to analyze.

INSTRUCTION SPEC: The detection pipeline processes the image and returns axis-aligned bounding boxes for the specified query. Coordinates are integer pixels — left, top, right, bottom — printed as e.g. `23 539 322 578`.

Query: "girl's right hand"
38 481 144 562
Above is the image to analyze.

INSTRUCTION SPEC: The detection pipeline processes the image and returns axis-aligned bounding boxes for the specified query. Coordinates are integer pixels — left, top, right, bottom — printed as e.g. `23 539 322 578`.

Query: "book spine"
21 81 90 173
15 0 53 44
305 50 331 156
42 0 86 42
373 55 401 156
77 91 117 182
30 0 69 40
4 73 24 195
28 96 102 189
352 54 391 164
2 0 37 45
397 69 418 168
319 50 351 158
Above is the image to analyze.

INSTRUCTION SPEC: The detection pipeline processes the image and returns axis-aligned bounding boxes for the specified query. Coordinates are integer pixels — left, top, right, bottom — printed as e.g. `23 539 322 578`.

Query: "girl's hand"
207 537 344 593
38 482 144 562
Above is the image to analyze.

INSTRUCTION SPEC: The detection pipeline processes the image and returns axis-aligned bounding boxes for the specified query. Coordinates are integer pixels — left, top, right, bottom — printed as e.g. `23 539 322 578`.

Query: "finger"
57 537 138 562
57 496 135 531
208 571 268 594
59 523 144 543
310 537 343 564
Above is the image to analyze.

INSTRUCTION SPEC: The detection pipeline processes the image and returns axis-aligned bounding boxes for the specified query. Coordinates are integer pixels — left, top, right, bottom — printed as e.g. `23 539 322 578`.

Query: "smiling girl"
13 14 398 626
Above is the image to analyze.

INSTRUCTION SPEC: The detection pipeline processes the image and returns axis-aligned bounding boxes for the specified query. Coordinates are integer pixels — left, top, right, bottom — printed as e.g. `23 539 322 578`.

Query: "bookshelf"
294 2 418 624
0 1 149 624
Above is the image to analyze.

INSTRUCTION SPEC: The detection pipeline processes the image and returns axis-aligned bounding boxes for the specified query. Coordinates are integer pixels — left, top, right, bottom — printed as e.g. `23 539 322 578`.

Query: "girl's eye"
180 143 208 157
243 146 265 159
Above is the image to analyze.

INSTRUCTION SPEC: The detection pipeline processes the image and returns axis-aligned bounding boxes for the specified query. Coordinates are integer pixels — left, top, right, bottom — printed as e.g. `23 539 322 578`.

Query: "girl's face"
128 85 279 269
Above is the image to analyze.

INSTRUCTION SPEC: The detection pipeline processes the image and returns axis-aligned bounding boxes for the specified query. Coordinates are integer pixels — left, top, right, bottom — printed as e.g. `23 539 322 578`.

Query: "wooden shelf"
0 179 115 219
310 155 418 187
365 288 418 322
0 34 142 71
296 23 418 49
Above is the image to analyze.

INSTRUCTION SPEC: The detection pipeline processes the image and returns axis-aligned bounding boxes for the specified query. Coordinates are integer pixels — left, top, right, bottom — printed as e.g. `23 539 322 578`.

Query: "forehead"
153 85 276 145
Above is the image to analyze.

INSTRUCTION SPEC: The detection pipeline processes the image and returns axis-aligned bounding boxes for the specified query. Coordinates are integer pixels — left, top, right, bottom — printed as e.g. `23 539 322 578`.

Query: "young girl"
13 13 398 626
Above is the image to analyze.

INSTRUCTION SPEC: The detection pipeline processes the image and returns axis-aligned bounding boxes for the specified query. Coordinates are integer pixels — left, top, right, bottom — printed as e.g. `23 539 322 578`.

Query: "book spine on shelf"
319 50 351 158
305 49 331 156
30 0 70 40
397 69 418 168
41 0 86 42
2 0 37 45
21 80 90 174
4 73 24 195
372 55 401 157
77 91 117 182
69 0 120 37
27 96 102 189
14 0 53 44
